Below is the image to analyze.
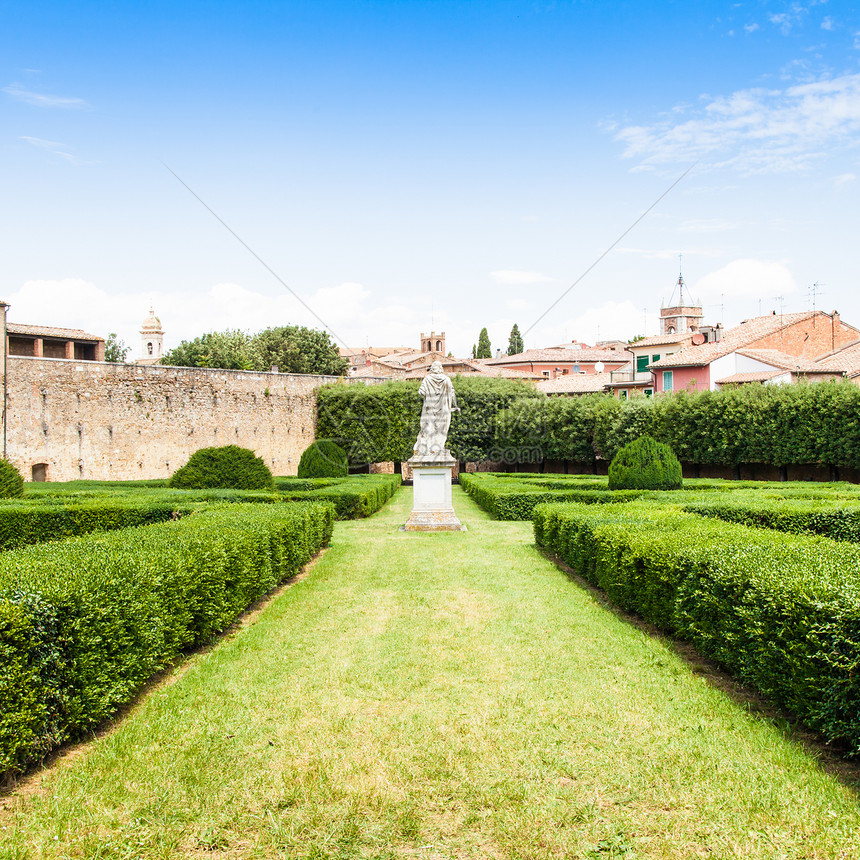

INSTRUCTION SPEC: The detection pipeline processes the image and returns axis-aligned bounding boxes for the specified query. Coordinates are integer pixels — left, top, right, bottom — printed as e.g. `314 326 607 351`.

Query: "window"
619 390 628 400
644 388 653 398
651 354 661 363
662 371 673 392
636 355 649 373
542 370 550 377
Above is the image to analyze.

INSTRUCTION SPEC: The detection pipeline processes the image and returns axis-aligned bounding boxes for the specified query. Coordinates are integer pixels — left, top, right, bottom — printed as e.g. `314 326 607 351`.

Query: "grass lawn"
1 487 859 859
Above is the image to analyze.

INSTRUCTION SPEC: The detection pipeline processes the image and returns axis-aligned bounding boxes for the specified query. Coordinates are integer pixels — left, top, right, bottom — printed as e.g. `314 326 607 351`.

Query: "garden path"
2 487 859 859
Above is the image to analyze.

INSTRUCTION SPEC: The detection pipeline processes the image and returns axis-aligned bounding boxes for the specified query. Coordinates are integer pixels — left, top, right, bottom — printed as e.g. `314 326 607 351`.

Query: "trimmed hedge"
0 459 24 498
685 497 860 542
298 440 349 478
0 502 334 776
459 473 642 520
494 380 860 470
608 435 682 490
316 377 543 464
169 445 275 490
276 474 401 519
534 501 860 753
0 499 191 551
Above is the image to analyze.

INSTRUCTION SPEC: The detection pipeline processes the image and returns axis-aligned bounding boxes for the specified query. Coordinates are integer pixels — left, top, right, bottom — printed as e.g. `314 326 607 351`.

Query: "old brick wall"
753 312 858 357
5 357 373 482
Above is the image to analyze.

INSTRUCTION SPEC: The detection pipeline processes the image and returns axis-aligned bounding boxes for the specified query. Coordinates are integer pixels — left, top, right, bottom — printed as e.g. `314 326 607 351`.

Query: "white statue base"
403 456 464 531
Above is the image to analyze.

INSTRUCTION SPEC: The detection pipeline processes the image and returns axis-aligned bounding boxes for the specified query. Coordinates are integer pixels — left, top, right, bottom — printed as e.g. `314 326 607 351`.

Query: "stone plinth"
403 458 464 531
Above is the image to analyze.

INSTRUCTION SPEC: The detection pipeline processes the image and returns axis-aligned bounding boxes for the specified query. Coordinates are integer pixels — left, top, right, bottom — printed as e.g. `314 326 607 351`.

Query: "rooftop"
650 311 822 368
7 322 104 342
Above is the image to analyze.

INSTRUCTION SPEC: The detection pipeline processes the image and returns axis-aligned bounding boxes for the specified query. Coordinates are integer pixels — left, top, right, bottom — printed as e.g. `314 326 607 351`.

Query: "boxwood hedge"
0 501 334 777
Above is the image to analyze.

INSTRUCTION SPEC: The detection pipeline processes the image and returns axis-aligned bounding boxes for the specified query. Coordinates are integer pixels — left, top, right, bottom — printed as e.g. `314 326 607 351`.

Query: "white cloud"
614 72 860 174
19 135 81 164
3 83 88 108
692 259 798 300
835 172 856 184
745 22 760 33
540 300 658 344
4 279 428 361
490 269 556 285
821 16 834 31
506 298 534 312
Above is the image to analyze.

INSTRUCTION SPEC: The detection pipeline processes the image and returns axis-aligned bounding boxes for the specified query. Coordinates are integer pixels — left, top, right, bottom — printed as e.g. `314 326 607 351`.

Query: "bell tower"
660 270 703 335
139 308 164 364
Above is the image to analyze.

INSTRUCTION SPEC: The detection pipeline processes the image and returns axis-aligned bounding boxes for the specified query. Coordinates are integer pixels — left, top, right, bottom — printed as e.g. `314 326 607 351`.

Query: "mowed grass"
2 488 859 859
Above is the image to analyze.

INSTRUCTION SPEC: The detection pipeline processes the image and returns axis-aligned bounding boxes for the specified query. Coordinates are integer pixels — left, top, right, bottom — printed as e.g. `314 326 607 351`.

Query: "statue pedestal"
403 457 464 531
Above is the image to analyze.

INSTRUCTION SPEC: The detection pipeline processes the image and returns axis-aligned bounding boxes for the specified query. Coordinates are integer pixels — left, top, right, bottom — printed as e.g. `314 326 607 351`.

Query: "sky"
2 0 859 360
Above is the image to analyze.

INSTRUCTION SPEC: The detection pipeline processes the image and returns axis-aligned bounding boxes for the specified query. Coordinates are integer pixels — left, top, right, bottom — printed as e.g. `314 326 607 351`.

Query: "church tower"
139 308 164 364
660 272 703 335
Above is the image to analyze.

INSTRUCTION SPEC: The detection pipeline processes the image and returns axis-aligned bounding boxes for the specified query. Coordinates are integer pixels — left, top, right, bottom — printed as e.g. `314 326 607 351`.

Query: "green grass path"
2 488 859 859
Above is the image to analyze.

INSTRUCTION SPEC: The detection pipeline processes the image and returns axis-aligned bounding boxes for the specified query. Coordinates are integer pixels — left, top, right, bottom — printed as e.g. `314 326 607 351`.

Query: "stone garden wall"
5 357 369 482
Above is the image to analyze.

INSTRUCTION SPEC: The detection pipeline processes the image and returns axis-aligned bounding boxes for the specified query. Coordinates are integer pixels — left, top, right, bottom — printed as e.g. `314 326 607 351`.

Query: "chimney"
832 310 840 350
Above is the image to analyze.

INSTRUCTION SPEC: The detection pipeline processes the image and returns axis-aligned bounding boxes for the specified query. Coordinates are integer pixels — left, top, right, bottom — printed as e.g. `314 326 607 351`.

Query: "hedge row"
685 497 860 543
316 377 543 464
534 501 860 753
0 499 192 552
459 473 642 520
0 502 335 776
275 474 401 519
496 381 860 469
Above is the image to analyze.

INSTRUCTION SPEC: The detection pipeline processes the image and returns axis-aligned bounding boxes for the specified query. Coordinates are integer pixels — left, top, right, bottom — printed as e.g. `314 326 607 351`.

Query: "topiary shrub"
169 445 274 490
0 460 24 498
298 440 349 478
608 435 682 491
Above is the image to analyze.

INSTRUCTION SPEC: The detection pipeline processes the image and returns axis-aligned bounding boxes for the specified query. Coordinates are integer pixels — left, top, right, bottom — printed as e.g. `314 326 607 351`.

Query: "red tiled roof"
734 348 824 372
715 370 786 384
7 322 103 341
485 347 632 365
650 312 819 368
813 338 860 374
629 332 695 349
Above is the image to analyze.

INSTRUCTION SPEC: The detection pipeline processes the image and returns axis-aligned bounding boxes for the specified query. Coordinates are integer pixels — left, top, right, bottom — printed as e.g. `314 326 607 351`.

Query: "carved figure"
413 360 459 459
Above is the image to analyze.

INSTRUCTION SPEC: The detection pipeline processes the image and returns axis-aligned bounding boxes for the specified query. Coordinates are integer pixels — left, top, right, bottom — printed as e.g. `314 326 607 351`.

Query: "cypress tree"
476 328 492 359
508 323 524 356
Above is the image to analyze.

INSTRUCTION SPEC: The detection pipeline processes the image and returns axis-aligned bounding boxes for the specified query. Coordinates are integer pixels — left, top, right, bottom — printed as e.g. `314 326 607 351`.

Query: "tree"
161 330 255 370
161 325 348 376
104 333 130 364
476 328 492 359
508 323 524 356
252 325 348 376
471 344 476 359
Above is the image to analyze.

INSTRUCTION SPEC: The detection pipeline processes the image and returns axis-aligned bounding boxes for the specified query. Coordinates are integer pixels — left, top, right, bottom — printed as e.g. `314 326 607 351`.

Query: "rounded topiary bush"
168 445 274 490
297 440 349 478
0 459 24 497
608 435 683 491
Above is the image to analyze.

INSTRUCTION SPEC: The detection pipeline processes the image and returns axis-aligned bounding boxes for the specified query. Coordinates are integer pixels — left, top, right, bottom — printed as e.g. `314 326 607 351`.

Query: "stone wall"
5 357 374 482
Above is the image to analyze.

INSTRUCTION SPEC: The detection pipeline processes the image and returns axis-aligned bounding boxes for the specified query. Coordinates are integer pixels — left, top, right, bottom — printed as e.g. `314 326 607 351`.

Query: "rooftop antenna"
809 281 824 315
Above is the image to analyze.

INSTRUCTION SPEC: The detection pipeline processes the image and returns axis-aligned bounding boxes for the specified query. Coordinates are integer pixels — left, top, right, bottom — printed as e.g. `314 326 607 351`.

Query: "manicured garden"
1 487 858 859
0 460 400 777
461 469 860 758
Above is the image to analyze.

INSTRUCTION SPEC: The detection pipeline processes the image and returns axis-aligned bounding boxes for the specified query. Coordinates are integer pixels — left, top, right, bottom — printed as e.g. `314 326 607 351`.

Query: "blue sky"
2 0 859 358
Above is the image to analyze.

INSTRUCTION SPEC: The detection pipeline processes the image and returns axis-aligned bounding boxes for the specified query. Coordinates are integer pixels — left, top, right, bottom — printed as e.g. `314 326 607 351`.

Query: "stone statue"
412 360 459 461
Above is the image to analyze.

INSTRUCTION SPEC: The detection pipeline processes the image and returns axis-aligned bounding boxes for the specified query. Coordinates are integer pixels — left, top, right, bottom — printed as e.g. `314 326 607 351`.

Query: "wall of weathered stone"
5 357 365 482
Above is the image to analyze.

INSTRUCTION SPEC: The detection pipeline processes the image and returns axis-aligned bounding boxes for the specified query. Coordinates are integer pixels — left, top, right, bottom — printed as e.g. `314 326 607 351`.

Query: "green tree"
476 328 492 359
162 330 254 370
251 326 348 376
104 333 130 364
507 323 524 356
161 326 347 375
